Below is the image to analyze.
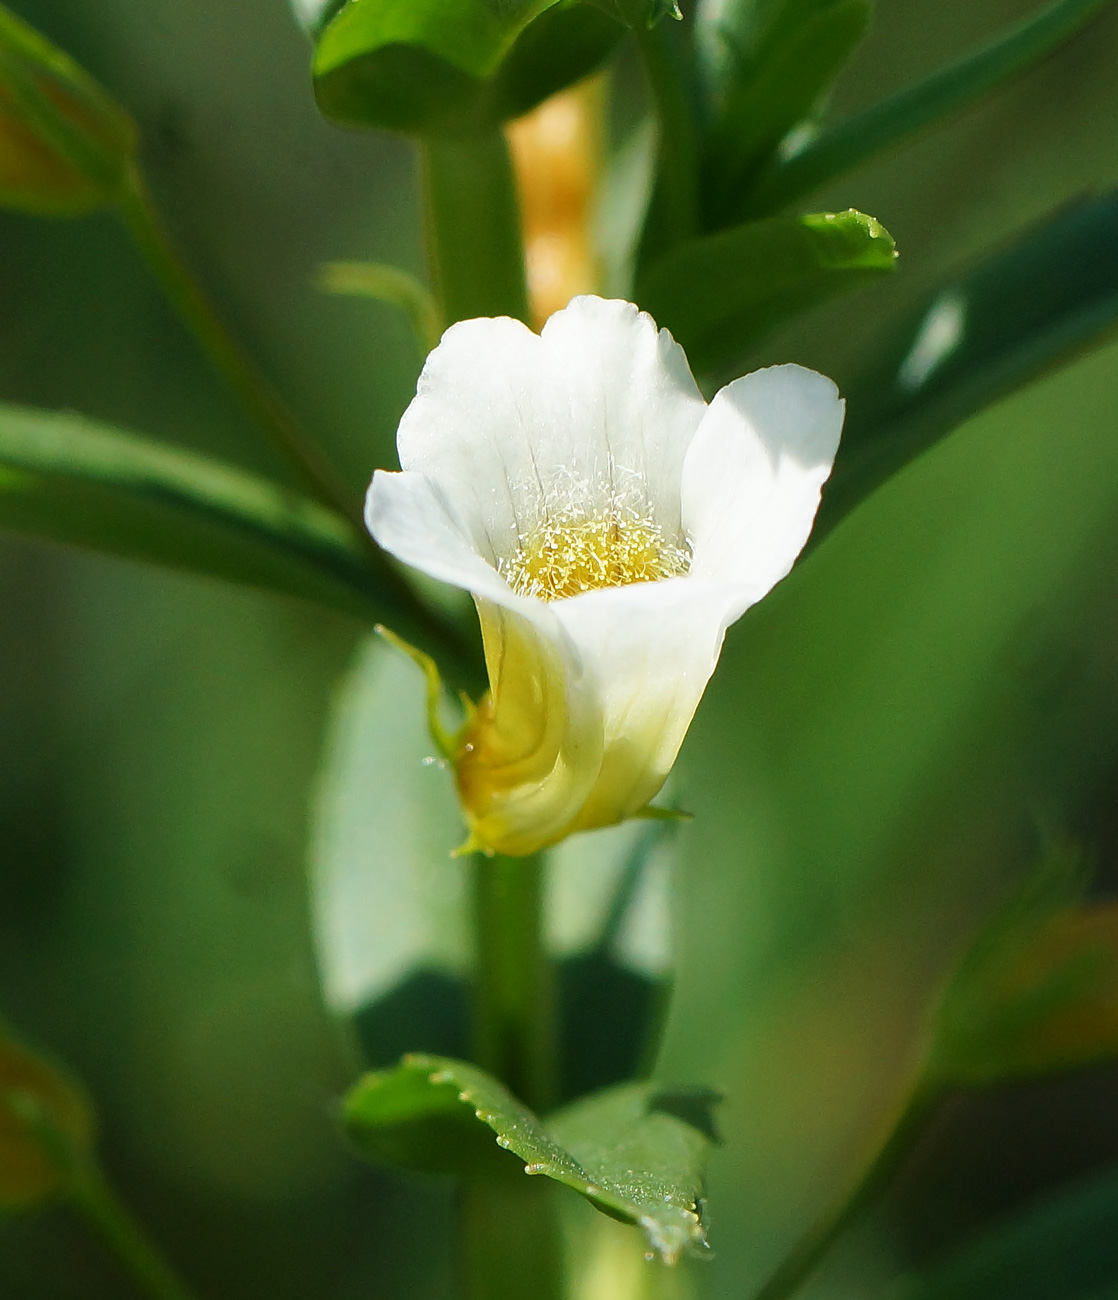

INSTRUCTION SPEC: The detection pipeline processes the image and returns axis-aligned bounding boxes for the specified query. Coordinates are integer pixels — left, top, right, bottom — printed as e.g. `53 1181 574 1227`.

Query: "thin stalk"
635 17 701 263
459 1174 564 1300
117 166 361 528
465 851 561 1300
751 1084 943 1300
471 852 556 1113
68 1161 200 1300
421 129 529 326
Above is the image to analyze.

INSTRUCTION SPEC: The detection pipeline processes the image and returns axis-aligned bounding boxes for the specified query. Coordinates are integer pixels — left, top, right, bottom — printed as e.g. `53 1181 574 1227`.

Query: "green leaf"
585 0 682 27
704 0 871 225
898 1166 1118 1300
746 0 1117 215
1 1032 94 1210
0 1 136 215
635 208 896 376
487 2 625 122
0 402 410 627
311 0 623 135
818 191 1118 537
344 1054 718 1263
318 260 444 353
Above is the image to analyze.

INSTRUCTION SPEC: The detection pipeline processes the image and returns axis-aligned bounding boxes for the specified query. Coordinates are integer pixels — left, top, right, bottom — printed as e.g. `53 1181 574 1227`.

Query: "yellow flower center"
501 504 690 601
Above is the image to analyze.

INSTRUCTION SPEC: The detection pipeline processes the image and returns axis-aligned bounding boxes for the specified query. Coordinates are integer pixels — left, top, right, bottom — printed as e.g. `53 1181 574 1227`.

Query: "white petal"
681 364 844 611
553 575 738 828
366 467 525 612
395 296 707 565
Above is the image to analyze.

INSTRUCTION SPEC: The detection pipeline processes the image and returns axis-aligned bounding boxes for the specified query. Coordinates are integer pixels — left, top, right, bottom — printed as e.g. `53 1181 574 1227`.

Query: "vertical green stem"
459 1174 564 1300
751 1084 943 1300
117 166 362 528
68 1160 200 1300
421 129 530 326
472 852 555 1113
462 851 562 1300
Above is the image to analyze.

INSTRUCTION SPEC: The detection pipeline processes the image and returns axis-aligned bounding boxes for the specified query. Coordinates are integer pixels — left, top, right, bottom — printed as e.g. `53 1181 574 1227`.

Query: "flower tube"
367 296 844 856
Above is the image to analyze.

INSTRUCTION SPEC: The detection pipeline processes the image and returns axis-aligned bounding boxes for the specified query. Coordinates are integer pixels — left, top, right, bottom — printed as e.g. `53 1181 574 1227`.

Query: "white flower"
366 296 844 857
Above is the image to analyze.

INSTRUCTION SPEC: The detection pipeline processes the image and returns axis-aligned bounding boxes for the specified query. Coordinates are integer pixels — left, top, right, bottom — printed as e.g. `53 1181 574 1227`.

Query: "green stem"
421 130 529 326
471 852 556 1114
751 1084 943 1300
466 851 561 1300
67 1160 200 1300
635 17 701 265
117 166 361 527
459 1174 564 1300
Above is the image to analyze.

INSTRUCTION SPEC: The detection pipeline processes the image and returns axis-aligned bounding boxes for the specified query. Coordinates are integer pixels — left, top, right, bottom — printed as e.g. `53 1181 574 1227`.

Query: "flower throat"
500 496 691 602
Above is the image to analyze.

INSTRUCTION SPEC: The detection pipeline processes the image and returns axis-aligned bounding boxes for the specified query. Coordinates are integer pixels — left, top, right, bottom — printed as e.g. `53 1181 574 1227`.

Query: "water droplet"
644 1252 655 1264
496 1136 511 1149
421 755 438 767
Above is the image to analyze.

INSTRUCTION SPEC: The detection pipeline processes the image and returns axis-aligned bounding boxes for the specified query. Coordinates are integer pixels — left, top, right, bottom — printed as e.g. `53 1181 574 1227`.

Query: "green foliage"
820 190 1118 536
312 0 623 134
319 260 444 353
899 1166 1118 1300
586 0 683 27
485 2 625 121
0 1030 93 1210
703 0 871 224
0 403 393 624
344 1054 717 1262
0 0 137 214
746 0 1118 215
636 208 896 376
926 844 1118 1086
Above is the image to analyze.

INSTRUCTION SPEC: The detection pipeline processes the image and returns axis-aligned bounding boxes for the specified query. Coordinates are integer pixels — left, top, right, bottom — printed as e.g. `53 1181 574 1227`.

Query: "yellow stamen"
501 505 690 602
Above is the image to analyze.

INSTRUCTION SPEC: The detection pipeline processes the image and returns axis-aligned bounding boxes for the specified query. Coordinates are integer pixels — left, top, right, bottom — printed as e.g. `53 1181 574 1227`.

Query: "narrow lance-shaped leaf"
745 0 1117 216
0 403 480 681
703 0 871 225
818 191 1118 537
635 208 896 377
0 0 136 215
344 1054 719 1264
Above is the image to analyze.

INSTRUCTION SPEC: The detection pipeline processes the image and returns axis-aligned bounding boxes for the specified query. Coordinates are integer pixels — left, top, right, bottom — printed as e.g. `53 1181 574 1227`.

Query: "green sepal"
633 805 693 822
0 0 137 215
343 1054 718 1263
374 624 476 763
635 208 896 377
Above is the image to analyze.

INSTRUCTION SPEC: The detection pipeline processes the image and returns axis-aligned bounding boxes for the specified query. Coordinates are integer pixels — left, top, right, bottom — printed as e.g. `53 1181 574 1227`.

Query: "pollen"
500 501 690 602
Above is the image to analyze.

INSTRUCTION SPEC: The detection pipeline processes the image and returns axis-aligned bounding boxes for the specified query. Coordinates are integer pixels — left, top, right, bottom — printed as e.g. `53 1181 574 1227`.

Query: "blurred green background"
2 0 1118 1296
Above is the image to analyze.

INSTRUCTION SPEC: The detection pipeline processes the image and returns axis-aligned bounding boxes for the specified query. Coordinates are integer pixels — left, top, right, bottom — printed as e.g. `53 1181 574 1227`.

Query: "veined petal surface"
365 298 844 856
395 296 707 567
